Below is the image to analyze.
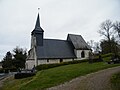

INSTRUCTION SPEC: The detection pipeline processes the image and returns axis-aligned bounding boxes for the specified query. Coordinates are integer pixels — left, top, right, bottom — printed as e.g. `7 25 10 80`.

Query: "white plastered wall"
38 59 60 65
74 49 90 59
26 47 36 69
63 59 73 62
26 60 35 69
37 59 73 65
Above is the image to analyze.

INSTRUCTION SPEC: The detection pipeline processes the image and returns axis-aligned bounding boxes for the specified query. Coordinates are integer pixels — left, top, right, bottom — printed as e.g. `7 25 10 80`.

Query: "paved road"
0 73 16 88
47 66 120 90
0 73 9 88
0 73 9 80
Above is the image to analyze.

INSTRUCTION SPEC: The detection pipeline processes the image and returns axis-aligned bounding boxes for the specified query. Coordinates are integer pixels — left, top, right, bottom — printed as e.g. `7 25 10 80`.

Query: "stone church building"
26 13 91 69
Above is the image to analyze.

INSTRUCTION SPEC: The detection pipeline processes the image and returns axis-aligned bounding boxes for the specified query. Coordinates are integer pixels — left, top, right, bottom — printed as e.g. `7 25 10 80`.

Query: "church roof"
29 12 91 60
67 34 91 50
36 39 76 59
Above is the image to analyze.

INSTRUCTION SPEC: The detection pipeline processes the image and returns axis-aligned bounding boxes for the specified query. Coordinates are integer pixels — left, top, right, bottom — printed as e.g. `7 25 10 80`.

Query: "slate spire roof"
35 13 40 29
32 13 44 35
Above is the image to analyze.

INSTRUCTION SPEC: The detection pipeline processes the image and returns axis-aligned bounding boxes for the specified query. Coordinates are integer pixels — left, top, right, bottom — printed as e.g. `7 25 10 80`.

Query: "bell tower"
31 12 44 48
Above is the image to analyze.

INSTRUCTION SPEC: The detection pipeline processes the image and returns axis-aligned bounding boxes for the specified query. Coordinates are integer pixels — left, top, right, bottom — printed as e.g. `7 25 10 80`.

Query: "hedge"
101 53 113 58
35 59 88 71
14 72 35 79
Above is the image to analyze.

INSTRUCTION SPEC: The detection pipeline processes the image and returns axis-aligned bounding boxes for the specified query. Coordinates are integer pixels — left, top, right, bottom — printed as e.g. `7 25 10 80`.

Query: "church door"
81 51 85 58
60 59 63 63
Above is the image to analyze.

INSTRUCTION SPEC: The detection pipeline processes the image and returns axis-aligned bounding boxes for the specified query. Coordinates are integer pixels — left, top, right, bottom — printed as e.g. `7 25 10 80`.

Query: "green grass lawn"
111 72 120 90
1 62 120 90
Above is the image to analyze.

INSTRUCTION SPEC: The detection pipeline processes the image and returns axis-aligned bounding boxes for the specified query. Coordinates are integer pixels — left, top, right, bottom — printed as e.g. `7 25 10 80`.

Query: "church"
26 13 91 69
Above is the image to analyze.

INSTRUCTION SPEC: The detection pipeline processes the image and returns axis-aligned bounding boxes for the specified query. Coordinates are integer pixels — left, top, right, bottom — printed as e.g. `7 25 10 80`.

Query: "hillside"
1 62 120 90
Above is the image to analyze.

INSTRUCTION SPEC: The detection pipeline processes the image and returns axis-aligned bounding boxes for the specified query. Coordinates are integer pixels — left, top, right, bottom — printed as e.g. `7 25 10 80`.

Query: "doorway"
81 51 85 58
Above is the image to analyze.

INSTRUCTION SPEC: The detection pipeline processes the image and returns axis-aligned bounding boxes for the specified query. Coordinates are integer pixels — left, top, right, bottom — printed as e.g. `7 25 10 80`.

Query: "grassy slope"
111 72 120 90
1 62 120 90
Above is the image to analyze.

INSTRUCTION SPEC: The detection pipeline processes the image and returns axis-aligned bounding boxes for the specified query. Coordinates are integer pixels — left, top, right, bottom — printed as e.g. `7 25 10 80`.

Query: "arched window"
81 51 85 58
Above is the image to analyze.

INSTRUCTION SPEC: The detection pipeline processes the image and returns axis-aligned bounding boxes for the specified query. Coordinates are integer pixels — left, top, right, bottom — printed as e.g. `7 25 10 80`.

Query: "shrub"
100 53 115 62
14 73 35 79
35 59 88 71
101 53 113 58
89 58 103 63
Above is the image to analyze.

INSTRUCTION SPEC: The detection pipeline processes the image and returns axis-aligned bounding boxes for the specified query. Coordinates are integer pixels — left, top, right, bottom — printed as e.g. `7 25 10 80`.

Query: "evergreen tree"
13 47 27 69
2 51 14 69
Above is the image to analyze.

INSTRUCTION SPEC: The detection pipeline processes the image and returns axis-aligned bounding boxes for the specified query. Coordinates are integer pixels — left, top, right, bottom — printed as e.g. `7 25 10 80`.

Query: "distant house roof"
36 39 76 59
67 34 91 50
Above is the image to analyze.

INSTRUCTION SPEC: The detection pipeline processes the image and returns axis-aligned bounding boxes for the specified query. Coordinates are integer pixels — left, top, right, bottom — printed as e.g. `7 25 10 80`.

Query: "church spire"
35 13 40 29
31 9 44 46
34 8 43 32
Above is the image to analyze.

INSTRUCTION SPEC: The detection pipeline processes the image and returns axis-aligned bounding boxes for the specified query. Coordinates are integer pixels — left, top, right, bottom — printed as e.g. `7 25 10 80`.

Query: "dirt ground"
47 66 120 90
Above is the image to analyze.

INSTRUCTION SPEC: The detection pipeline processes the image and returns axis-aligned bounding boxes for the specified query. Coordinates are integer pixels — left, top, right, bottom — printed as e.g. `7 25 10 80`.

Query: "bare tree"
93 42 101 54
87 40 101 53
98 20 113 41
87 40 94 51
98 20 114 53
113 21 120 39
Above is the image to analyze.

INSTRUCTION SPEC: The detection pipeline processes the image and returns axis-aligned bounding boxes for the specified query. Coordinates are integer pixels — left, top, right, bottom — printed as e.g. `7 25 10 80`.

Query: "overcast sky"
0 0 120 61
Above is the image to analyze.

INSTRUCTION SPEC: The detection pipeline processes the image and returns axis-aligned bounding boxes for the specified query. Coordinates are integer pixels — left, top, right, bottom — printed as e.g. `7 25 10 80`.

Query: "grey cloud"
0 0 120 60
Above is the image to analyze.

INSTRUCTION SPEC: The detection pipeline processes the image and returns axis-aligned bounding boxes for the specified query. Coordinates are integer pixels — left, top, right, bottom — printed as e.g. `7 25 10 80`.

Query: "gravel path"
47 66 120 90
